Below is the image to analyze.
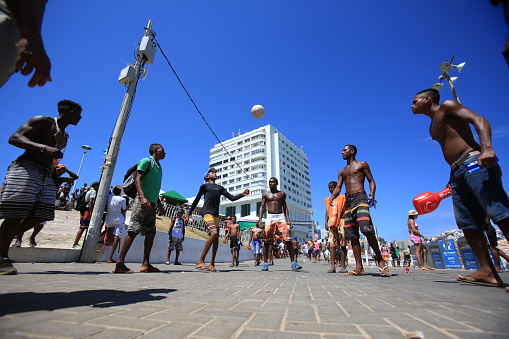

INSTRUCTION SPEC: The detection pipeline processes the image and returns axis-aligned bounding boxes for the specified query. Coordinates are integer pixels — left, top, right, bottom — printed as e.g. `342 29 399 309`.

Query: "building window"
241 203 250 217
256 202 267 218
226 206 236 217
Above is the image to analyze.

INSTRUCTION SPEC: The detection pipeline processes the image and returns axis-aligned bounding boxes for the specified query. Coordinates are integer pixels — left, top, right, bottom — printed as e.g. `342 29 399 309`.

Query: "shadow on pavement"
0 288 175 316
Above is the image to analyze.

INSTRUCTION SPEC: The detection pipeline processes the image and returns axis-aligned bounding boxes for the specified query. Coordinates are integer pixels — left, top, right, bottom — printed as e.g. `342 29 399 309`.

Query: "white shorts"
108 223 125 237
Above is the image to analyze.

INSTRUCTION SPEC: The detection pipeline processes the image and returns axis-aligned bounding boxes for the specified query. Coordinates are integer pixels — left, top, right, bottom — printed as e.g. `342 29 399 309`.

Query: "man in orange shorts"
257 177 302 271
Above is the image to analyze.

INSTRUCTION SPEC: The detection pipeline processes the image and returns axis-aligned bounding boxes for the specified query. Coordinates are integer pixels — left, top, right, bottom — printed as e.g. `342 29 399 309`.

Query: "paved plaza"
0 260 508 339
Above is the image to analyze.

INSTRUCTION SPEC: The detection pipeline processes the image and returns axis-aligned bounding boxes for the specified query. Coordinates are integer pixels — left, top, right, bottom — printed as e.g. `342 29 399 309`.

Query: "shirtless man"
0 100 82 275
412 88 509 288
324 181 348 273
330 145 389 276
249 224 263 266
224 216 241 267
307 238 314 262
257 177 302 271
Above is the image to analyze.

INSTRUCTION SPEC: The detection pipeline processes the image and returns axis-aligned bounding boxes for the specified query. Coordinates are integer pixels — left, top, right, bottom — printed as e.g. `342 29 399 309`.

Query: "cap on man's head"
204 167 217 181
408 209 419 216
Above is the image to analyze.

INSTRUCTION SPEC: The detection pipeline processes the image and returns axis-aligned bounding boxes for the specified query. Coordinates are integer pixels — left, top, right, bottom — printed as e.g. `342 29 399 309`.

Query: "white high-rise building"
209 125 314 240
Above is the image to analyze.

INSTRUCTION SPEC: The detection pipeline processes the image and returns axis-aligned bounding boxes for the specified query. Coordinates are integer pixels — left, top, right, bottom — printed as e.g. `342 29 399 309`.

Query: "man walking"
0 100 82 274
330 145 389 276
113 143 165 273
412 88 509 288
258 177 302 271
72 181 99 249
186 168 249 272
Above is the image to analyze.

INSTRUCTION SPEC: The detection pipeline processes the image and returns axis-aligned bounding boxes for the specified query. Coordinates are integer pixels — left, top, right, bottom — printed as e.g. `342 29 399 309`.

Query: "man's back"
107 194 126 225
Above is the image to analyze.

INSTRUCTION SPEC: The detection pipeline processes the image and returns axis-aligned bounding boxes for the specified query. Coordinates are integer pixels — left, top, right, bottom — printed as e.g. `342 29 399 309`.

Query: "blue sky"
1 1 508 242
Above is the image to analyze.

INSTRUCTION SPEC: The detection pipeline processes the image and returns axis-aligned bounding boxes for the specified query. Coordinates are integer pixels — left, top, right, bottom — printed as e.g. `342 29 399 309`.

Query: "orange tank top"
324 195 346 227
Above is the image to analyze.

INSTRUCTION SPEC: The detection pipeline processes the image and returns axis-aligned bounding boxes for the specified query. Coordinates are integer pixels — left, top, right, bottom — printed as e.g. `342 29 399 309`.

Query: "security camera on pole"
80 20 157 262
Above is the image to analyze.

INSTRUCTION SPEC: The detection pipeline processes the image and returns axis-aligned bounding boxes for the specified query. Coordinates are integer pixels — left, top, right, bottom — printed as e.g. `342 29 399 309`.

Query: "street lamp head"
81 145 92 151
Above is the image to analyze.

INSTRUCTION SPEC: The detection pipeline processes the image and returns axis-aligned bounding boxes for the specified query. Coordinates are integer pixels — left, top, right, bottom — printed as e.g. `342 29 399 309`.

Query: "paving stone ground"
1 260 508 339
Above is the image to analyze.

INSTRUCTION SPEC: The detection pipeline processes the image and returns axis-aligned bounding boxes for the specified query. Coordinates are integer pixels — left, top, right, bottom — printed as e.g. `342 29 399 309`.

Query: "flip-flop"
107 259 115 263
229 264 235 267
112 266 134 274
195 264 210 270
327 269 336 273
379 265 391 277
140 266 160 273
208 267 217 272
457 275 501 287
345 270 365 276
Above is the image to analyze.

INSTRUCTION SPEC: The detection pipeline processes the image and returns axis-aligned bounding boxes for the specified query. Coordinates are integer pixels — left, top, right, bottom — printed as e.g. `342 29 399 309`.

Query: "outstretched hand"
15 37 52 87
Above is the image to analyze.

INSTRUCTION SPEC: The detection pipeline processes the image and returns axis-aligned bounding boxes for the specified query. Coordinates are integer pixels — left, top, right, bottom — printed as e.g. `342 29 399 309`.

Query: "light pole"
73 145 92 195
308 208 316 239
431 56 466 103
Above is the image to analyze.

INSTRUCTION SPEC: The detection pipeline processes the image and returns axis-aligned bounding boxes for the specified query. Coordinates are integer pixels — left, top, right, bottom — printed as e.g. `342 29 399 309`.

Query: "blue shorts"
251 239 262 255
450 155 509 230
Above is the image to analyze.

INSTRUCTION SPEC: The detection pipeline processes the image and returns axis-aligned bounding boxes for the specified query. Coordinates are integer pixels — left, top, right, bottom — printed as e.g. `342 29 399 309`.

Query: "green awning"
160 190 187 205
239 221 257 230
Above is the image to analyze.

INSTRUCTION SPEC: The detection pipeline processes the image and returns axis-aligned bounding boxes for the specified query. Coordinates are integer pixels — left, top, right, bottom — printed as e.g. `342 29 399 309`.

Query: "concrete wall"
10 230 253 264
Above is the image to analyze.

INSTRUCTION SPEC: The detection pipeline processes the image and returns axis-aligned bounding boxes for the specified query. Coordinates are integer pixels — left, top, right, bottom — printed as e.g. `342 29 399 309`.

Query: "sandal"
345 270 365 276
327 268 336 273
378 265 391 277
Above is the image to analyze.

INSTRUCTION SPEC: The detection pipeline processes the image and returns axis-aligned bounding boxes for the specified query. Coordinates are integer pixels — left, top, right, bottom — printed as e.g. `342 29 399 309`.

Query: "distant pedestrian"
407 210 433 270
224 216 241 267
0 100 82 275
105 185 127 263
187 167 249 272
113 143 165 273
72 181 99 249
249 224 263 266
390 244 400 267
166 209 185 265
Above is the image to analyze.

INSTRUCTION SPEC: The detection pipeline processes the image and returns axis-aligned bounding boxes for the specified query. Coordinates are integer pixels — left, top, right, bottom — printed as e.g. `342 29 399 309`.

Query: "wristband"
41 145 46 153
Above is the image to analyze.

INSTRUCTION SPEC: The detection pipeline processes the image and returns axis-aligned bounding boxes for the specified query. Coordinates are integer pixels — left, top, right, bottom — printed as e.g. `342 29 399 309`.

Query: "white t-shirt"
85 188 96 208
106 194 126 226
171 218 184 239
